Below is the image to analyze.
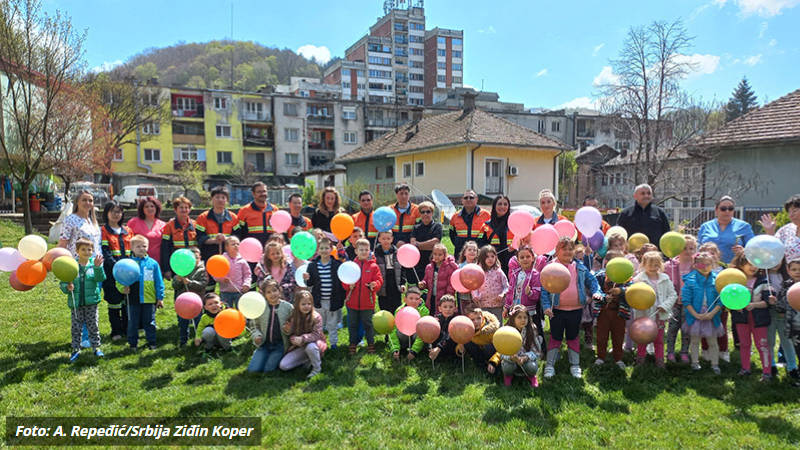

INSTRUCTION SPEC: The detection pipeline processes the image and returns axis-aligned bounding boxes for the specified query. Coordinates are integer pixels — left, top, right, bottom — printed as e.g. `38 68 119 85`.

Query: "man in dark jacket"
617 184 671 248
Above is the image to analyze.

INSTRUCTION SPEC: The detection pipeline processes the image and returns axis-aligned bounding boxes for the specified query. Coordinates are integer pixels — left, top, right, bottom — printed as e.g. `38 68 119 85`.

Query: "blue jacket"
541 260 602 311
681 270 721 327
117 256 165 304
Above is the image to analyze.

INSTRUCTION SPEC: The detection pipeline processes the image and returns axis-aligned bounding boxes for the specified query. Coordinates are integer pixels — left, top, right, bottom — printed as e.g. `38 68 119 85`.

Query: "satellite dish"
511 204 542 218
431 189 457 219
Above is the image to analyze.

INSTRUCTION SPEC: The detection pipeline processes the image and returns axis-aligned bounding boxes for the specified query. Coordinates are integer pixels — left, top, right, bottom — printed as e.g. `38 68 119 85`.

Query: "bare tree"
0 0 87 233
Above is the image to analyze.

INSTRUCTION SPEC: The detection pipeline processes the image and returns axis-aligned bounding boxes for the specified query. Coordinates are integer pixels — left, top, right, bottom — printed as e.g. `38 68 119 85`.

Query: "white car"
114 185 158 208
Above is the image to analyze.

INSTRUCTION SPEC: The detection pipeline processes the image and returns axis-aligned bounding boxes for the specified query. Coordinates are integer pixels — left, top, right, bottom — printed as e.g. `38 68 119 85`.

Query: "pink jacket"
504 265 542 313
285 311 327 353
214 253 252 293
664 257 692 303
423 255 458 313
473 267 509 309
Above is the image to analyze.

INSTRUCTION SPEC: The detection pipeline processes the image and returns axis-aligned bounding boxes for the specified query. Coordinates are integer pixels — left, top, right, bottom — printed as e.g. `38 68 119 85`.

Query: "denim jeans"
127 303 156 348
177 312 202 346
247 341 284 373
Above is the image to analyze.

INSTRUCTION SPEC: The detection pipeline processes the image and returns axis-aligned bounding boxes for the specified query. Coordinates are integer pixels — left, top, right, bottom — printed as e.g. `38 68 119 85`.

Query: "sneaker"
667 353 676 363
570 365 582 379
691 363 701 371
616 360 626 370
737 369 751 376
544 365 555 378
69 350 80 363
94 349 105 358
307 369 321 379
720 351 730 363
594 358 605 366
111 335 122 342
681 354 690 363
81 339 91 349
712 366 721 375
760 373 772 382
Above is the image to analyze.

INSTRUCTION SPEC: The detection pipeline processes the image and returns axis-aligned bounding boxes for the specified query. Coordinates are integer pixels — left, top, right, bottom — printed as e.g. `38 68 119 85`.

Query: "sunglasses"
718 206 734 212
420 210 433 214
463 196 475 200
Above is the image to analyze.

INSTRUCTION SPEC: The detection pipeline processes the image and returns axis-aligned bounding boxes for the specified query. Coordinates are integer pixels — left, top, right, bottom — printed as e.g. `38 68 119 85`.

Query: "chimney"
462 91 477 112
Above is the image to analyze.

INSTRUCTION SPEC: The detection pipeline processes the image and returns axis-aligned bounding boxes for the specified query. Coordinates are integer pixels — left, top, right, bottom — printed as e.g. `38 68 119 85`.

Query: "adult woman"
126 196 166 263
311 187 341 233
58 190 102 257
762 194 800 261
480 195 513 274
534 189 567 229
160 196 197 277
409 201 442 282
697 196 754 265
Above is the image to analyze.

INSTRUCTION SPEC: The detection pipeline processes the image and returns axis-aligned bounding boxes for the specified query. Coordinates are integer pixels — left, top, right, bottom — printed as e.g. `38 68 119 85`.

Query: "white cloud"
769 38 778 46
713 0 728 6
556 97 597 110
674 53 721 76
759 21 768 37
91 60 123 73
592 43 605 57
478 25 496 34
743 54 763 65
718 0 800 17
297 44 331 64
535 68 548 77
592 66 620 86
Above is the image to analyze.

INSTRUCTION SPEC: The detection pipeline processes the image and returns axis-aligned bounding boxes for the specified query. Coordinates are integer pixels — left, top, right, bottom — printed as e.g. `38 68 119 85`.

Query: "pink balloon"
270 210 292 233
451 268 470 293
531 224 559 255
282 244 294 263
574 206 602 236
175 292 203 320
416 316 441 344
239 238 263 263
396 306 421 336
508 210 534 236
397 244 420 268
460 263 485 291
554 220 577 239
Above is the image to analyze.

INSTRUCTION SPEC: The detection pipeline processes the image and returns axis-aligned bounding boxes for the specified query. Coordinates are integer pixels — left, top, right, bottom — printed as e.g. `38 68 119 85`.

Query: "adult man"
390 183 420 246
616 184 670 248
195 186 240 291
352 190 379 248
287 193 312 239
449 189 490 258
236 182 277 245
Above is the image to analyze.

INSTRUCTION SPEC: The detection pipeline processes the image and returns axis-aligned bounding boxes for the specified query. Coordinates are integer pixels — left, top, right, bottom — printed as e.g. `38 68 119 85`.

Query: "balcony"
173 160 206 171
308 140 335 151
245 151 274 174
172 133 205 145
243 125 273 147
243 136 274 147
576 130 596 138
366 118 397 128
171 106 204 119
241 111 271 122
307 115 334 126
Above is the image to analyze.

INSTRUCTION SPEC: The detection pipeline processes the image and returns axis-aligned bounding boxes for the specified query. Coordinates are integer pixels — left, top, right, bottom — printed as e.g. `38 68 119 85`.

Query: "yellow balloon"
628 233 650 252
626 282 656 310
606 226 628 241
18 234 48 260
492 326 523 355
715 268 747 292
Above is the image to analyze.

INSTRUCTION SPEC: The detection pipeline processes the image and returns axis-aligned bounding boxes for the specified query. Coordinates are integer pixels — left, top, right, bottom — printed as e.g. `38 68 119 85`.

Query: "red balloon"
16 260 47 286
540 263 572 294
9 272 34 291
459 263 485 291
630 317 659 345
42 247 72 271
416 316 441 344
448 315 476 345
450 268 470 293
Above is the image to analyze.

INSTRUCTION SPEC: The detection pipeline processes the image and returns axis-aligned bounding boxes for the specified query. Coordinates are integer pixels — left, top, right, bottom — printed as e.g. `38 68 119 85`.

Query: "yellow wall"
394 146 469 195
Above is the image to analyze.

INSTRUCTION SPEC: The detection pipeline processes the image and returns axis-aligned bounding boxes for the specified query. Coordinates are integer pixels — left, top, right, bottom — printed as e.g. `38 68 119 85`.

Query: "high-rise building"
423 27 463 105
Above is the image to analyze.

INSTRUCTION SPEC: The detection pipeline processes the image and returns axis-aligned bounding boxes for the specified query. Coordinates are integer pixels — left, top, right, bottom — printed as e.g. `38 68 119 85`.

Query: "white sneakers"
720 351 730 363
570 365 582 378
544 365 555 378
616 360 627 370
594 358 605 366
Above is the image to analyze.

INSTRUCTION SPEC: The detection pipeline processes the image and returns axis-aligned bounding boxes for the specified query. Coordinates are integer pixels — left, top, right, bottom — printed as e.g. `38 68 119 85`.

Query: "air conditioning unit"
508 165 519 176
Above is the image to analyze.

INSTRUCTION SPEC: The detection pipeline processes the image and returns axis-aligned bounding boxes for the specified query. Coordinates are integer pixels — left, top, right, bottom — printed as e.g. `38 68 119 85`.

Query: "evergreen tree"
725 77 758 122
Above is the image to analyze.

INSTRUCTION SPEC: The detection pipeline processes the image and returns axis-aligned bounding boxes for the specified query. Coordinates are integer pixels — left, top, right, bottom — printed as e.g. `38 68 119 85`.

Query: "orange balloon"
330 213 355 241
214 308 246 339
16 260 47 286
42 247 72 271
206 255 230 278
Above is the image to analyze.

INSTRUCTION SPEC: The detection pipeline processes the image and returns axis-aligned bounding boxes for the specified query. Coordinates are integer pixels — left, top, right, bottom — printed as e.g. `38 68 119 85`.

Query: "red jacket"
422 255 458 313
344 257 383 311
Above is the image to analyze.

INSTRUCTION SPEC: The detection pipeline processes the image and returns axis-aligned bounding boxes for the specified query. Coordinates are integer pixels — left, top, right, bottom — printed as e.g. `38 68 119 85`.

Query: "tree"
0 0 87 233
725 77 758 122
557 152 577 206
174 160 207 205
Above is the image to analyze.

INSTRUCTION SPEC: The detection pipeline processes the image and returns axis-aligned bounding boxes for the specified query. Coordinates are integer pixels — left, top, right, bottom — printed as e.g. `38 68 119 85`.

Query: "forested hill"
111 40 327 91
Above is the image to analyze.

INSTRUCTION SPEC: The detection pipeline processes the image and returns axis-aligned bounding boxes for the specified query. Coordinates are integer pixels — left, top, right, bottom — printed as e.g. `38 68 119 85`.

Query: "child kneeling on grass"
279 290 325 378
194 293 231 352
248 279 293 373
120 235 164 351
62 238 106 363
429 295 459 362
390 286 430 361
462 307 500 373
496 305 542 388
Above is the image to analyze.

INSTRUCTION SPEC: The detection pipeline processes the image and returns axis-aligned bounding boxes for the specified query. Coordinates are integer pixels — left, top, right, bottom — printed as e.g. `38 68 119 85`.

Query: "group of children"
62 216 800 386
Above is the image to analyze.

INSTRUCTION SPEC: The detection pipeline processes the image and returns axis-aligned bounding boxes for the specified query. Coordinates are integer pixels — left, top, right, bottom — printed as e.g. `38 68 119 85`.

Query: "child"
634 243 659 268
778 258 800 383
729 253 772 381
375 230 406 315
279 290 326 378
541 237 603 379
194 293 231 351
345 227 365 261
62 238 106 362
698 242 724 272
665 234 697 363
304 237 346 349
248 279 293 373
766 259 792 377
631 251 678 367
214 236 251 308
607 233 639 272
576 243 596 350
101 201 132 341
344 238 383 355
429 295 459 362
419 243 458 314
503 245 542 327
173 247 208 347
463 307 500 372
698 241 731 361
255 241 297 301
456 240 479 312
390 287 430 361
593 250 632 369
472 245 509 322
120 235 165 351
681 251 723 374
497 304 542 388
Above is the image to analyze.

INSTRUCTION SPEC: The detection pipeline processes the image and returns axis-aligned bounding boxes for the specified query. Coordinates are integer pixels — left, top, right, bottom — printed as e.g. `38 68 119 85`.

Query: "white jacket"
632 272 678 321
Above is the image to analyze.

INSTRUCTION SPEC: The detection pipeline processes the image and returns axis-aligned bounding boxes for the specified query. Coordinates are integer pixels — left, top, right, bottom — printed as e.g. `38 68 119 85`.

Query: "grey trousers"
71 304 100 350
320 300 342 346
501 359 538 376
201 326 231 350
279 342 322 372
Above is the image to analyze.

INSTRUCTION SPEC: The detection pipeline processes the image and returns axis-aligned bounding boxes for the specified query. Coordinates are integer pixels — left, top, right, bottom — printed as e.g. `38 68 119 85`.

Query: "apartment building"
423 27 463 105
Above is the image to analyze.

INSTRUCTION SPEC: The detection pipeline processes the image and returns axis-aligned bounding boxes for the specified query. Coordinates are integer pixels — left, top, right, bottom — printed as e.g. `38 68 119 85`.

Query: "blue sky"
47 0 799 109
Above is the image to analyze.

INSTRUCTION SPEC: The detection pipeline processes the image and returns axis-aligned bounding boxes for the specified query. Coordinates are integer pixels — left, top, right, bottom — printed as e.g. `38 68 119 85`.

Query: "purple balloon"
575 206 602 236
588 231 605 251
0 247 27 272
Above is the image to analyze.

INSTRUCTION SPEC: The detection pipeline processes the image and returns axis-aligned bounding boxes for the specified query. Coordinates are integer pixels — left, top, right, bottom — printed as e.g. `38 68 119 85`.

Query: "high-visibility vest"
161 218 198 249
481 221 514 247
236 201 277 244
391 202 420 242
195 208 240 260
450 207 490 240
101 225 133 258
352 210 379 246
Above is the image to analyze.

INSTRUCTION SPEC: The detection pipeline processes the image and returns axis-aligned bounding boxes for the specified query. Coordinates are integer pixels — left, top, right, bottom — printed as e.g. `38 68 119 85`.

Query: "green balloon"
660 231 686 259
606 257 634 284
290 231 317 260
720 283 750 310
373 310 395 334
52 255 79 282
170 249 196 277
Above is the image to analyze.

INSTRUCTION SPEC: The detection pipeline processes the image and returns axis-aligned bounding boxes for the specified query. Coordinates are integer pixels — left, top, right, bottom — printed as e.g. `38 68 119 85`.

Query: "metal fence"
662 206 782 234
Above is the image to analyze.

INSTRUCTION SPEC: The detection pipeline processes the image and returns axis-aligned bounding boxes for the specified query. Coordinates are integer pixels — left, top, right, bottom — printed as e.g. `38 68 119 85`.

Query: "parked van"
114 185 158 208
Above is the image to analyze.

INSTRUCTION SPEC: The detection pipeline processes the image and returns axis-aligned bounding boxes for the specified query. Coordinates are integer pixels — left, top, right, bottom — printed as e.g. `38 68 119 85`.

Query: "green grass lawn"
1 219 799 448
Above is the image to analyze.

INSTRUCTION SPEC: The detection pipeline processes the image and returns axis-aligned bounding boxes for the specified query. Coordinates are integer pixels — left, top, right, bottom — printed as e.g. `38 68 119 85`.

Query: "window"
172 121 204 135
410 60 423 68
452 38 463 46
693 167 701 178
177 147 200 161
394 35 408 44
437 49 446 57
342 109 357 120
344 131 357 144
437 75 446 82
144 92 159 106
216 151 232 164
403 162 412 178
551 121 561 132
437 62 446 70
410 48 423 56
356 70 365 77
537 120 546 133
409 73 423 81
437 37 446 44
285 128 299 142
375 166 383 180
311 130 322 143
214 97 227 110
410 22 424 30
409 98 423 105
601 174 608 186
368 43 391 53
452 64 462 71
394 22 407 31
143 148 160 162
453 76 462 83
683 167 690 179
386 165 394 178
112 148 123 161
368 70 392 79
283 103 298 116
368 56 391 65
409 86 424 93
285 153 300 166
215 125 231 138
174 97 197 111
615 173 622 185
245 101 264 116
342 81 351 89
409 35 424 43
142 121 160 135
485 159 503 194
394 47 408 57
453 50 462 58
342 69 351 77
415 161 425 177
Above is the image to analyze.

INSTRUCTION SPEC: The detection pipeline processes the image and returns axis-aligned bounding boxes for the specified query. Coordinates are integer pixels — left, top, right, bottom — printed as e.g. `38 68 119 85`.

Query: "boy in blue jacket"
120 235 165 351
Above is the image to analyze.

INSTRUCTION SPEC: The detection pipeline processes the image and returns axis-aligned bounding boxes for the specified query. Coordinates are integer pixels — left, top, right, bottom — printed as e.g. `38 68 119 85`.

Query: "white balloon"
0 248 27 272
295 263 309 288
744 235 785 270
338 261 362 285
17 235 48 260
238 291 267 319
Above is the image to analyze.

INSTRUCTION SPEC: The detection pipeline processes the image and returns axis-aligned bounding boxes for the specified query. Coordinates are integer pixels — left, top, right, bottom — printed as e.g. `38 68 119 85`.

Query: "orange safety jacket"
287 215 312 240
352 210 379 247
449 206 491 256
391 202 420 244
480 221 515 247
195 208 240 261
236 201 278 245
160 217 198 272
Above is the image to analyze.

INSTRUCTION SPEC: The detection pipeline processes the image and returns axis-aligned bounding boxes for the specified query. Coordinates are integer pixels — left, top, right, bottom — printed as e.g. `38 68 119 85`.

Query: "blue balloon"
373 206 397 233
113 258 140 286
597 237 609 258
